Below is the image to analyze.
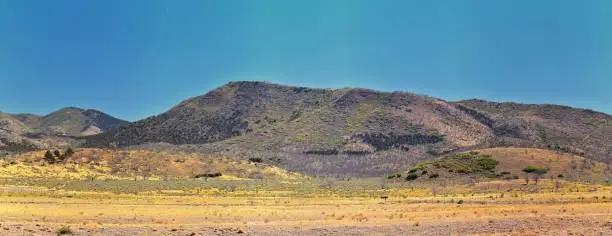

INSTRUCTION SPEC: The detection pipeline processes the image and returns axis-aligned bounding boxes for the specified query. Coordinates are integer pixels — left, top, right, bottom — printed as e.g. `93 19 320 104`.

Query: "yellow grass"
1 148 306 181
0 183 610 235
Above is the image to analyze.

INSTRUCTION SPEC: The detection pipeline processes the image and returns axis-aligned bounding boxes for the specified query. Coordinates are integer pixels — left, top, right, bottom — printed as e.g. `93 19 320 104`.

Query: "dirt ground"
0 193 611 236
1 216 611 235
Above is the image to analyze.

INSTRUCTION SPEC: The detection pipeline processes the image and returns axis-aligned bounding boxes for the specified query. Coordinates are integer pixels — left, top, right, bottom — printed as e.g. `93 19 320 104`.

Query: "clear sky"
1 0 610 121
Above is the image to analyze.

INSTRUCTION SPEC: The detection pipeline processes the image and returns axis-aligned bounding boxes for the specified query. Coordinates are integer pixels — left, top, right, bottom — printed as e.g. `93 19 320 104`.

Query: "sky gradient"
1 0 610 121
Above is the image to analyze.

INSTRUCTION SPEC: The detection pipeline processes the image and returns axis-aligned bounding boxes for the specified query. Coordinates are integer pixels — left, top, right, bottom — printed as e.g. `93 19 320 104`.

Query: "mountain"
13 107 129 136
84 81 612 176
0 108 129 154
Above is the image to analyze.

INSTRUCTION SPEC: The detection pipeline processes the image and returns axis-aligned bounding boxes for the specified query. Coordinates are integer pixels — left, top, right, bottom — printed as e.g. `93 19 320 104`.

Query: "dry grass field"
0 180 611 235
1 148 611 235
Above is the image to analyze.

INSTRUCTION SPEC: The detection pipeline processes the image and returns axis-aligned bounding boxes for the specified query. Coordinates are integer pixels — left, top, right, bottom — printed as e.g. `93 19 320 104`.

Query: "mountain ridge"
81 81 611 176
2 81 609 176
0 107 129 154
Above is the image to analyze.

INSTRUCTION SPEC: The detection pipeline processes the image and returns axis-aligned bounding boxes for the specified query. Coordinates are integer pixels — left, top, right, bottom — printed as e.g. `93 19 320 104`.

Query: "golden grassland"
0 178 611 235
0 148 611 235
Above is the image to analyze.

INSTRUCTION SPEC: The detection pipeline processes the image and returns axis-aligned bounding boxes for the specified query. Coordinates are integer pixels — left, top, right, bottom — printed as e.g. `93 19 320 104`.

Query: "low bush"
56 226 72 235
405 173 418 181
387 173 402 179
194 172 222 178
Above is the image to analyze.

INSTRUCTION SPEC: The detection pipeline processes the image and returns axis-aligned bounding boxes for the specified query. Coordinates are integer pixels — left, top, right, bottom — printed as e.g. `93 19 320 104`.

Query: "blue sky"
0 0 610 121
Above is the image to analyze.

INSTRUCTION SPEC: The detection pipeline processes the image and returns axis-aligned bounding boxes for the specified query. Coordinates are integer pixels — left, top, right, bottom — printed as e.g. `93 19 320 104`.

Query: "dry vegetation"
0 179 610 235
0 147 610 235
401 148 612 185
0 148 304 181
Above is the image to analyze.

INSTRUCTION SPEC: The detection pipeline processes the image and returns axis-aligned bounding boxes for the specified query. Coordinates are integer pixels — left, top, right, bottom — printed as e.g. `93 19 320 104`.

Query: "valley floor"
0 186 611 235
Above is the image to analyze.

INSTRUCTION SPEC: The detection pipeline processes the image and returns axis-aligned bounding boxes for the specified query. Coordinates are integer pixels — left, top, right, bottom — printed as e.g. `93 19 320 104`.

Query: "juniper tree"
522 166 548 185
44 150 55 164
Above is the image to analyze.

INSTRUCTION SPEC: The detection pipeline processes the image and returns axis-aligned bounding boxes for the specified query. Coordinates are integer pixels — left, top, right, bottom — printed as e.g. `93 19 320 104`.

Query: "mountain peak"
225 80 276 87
56 107 85 112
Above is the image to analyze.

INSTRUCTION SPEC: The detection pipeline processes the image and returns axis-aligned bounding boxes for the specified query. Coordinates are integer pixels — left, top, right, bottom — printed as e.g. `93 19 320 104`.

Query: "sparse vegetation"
523 166 548 185
63 147 74 158
248 157 263 163
56 226 72 235
194 172 223 179
387 173 402 179
2 149 305 181
44 150 55 164
407 151 499 179
405 173 418 181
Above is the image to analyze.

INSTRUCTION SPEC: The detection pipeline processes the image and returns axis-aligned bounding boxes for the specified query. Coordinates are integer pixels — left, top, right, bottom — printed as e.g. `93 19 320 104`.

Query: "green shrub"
248 157 263 163
523 166 548 174
407 152 499 175
44 150 56 164
63 148 74 158
194 172 222 178
474 157 498 171
387 173 402 179
557 174 564 178
405 173 418 181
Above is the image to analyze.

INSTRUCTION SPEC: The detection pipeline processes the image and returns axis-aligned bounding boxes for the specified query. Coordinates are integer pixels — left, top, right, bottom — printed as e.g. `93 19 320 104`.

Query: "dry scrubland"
0 181 611 235
0 148 611 235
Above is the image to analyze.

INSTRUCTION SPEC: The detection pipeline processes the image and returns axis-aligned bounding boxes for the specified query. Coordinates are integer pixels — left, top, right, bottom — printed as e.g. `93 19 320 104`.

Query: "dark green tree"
58 147 75 162
63 147 74 158
44 150 55 164
522 166 548 185
53 150 61 158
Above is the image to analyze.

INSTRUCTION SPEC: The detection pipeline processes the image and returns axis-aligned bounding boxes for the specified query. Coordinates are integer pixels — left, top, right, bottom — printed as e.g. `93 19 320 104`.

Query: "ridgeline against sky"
1 0 610 121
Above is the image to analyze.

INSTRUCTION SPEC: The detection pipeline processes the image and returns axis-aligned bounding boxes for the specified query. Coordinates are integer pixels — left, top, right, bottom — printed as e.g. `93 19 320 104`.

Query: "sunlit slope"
403 148 611 183
0 148 304 180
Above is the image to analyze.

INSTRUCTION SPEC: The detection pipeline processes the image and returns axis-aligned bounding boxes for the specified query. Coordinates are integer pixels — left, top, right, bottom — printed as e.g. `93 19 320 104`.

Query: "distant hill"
0 108 128 154
13 107 129 136
84 81 612 177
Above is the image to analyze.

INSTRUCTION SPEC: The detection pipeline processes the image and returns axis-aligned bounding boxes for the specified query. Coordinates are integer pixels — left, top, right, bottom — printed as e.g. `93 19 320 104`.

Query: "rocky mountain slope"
84 81 612 176
0 108 128 154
